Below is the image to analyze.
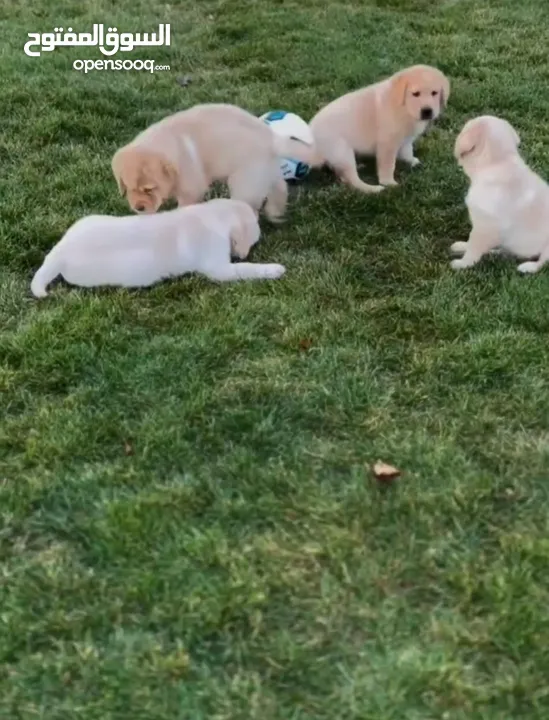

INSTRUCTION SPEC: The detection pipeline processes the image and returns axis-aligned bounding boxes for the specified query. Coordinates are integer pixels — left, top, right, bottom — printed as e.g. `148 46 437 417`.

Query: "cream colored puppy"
451 115 549 274
309 65 450 193
112 103 313 221
30 199 285 297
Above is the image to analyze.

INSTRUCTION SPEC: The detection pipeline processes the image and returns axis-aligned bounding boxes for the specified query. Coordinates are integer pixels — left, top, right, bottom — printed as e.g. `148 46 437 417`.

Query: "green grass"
2 0 549 717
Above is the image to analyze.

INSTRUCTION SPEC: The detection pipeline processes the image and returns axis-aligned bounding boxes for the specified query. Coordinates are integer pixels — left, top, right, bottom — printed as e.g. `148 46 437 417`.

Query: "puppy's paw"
263 263 286 279
451 258 473 270
410 157 421 168
380 178 398 187
450 241 468 255
370 184 385 193
267 214 285 225
517 261 539 274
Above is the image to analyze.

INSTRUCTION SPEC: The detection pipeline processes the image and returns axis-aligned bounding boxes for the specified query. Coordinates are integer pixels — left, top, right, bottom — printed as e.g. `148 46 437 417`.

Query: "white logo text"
24 24 170 57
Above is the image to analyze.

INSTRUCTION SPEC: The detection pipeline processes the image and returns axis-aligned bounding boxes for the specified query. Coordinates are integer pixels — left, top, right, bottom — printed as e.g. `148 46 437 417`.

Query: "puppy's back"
133 104 268 149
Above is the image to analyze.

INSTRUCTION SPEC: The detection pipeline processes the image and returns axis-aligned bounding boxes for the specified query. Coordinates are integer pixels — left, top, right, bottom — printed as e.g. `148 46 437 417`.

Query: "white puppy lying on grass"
452 115 549 274
31 198 285 297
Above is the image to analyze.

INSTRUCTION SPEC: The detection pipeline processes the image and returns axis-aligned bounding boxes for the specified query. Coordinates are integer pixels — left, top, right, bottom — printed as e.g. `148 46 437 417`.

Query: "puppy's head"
229 201 261 260
391 65 450 123
454 115 520 174
112 147 178 214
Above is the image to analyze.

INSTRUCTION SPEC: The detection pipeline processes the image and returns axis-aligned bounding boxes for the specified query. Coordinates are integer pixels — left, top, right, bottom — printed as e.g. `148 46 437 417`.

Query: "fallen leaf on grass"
299 338 313 352
123 440 134 456
373 460 401 483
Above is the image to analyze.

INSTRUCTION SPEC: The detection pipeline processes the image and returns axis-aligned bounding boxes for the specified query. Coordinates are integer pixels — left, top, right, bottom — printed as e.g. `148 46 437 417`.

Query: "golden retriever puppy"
309 65 450 193
451 115 549 274
112 103 313 221
30 199 285 297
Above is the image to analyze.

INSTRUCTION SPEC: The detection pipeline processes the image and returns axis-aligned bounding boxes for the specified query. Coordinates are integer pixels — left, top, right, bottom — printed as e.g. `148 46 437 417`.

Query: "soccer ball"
260 110 313 181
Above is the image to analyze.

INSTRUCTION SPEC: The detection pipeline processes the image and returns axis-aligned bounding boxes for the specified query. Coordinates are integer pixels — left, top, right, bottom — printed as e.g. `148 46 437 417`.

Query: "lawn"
1 0 549 717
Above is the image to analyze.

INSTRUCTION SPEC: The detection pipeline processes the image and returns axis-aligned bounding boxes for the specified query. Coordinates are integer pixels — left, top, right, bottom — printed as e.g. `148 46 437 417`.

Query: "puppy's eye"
431 90 438 96
412 91 421 97
143 187 156 195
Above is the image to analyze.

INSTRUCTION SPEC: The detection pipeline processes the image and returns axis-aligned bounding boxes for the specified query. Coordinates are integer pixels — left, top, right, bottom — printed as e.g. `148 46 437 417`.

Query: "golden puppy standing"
451 115 549 274
112 103 314 221
309 65 450 193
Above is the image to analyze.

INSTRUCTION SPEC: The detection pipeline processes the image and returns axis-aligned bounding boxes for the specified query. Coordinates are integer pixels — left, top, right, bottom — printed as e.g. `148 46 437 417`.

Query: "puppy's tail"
272 131 322 167
31 252 61 298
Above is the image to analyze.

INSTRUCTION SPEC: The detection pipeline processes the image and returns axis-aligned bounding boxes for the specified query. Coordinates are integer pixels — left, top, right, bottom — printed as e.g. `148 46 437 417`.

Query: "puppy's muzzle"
135 204 146 213
420 107 434 121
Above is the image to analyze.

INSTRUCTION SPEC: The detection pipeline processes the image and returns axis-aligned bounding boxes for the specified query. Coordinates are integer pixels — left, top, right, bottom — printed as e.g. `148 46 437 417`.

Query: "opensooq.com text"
72 58 169 73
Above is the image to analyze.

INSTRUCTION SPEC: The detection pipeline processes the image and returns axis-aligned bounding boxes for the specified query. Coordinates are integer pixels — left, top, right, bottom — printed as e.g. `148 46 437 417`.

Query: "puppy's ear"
504 121 520 147
390 72 409 107
230 206 249 259
160 158 179 190
116 176 127 196
232 203 260 258
454 123 483 160
112 158 127 196
440 74 451 109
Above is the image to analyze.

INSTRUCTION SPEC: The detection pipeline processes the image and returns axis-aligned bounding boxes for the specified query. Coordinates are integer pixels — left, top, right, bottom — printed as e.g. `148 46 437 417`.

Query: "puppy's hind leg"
517 241 549 274
376 140 400 186
323 138 384 195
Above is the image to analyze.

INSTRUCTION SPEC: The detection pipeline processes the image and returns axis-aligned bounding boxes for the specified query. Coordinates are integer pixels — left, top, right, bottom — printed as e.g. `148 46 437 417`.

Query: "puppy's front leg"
398 140 420 168
177 193 200 208
264 177 288 224
450 223 499 270
376 140 399 186
176 178 207 208
451 241 502 257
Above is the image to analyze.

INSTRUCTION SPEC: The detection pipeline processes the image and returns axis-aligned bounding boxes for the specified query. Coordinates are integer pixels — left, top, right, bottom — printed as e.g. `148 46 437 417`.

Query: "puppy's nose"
420 107 433 121
135 204 146 212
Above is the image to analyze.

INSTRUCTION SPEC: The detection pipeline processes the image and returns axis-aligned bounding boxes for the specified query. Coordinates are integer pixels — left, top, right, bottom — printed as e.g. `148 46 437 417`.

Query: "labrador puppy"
309 65 450 193
30 199 285 297
112 103 313 222
451 115 549 274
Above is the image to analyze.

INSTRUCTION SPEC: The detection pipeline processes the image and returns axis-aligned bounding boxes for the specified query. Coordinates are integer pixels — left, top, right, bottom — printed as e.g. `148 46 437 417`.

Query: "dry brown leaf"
299 338 313 352
124 440 134 456
373 460 401 483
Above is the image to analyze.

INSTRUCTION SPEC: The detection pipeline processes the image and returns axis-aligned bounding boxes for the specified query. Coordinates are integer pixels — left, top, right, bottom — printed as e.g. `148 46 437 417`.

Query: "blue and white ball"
261 110 313 181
